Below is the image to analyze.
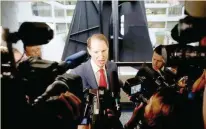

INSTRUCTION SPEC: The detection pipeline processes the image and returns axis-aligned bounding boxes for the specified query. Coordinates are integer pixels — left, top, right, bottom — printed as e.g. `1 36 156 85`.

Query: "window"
156 0 167 3
56 0 77 5
56 1 64 5
156 35 165 45
65 1 77 5
168 5 183 16
167 21 178 30
145 0 167 4
56 23 67 34
148 22 165 28
31 2 52 17
66 9 74 16
54 6 65 17
146 8 166 15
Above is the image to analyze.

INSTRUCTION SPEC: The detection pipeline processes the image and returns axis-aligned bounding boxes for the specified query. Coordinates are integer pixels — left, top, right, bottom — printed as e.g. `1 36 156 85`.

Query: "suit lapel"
85 60 98 89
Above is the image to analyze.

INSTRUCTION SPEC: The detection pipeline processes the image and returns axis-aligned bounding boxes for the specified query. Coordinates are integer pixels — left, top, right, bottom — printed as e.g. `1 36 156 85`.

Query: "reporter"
125 88 182 129
2 46 84 129
135 45 177 98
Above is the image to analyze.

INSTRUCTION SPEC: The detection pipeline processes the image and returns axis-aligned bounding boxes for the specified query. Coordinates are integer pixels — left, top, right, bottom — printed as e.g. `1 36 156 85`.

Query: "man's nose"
98 52 104 56
154 61 158 65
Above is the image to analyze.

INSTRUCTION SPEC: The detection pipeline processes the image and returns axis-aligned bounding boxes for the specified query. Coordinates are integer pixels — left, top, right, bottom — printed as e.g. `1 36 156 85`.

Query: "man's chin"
97 63 106 68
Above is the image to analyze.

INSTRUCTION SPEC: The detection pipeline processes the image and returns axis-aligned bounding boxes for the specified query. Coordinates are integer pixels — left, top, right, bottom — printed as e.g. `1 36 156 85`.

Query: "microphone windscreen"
58 51 87 73
18 22 53 46
65 50 87 63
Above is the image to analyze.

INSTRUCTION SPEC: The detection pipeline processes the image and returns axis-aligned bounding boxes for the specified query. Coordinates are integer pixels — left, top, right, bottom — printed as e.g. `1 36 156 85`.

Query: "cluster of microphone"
79 71 122 129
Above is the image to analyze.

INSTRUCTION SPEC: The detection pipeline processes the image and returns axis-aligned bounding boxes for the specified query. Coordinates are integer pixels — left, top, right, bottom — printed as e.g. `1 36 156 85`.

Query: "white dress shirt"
90 59 108 88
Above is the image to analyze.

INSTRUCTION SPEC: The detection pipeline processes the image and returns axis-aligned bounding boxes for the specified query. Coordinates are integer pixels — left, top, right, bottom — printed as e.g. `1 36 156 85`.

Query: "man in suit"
71 34 123 129
70 34 119 91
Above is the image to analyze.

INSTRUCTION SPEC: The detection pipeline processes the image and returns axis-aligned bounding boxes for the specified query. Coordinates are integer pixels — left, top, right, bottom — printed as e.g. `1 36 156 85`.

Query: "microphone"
6 22 54 46
110 71 121 113
64 50 87 65
58 50 87 74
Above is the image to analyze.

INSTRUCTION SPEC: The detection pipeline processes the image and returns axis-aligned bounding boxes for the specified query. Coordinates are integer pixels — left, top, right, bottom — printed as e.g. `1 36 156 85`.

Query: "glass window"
66 9 74 16
31 2 52 17
156 0 167 3
65 1 77 5
146 8 166 15
56 23 67 34
168 5 183 16
145 0 167 4
167 21 178 30
148 22 165 28
156 35 165 45
54 6 65 17
56 1 65 5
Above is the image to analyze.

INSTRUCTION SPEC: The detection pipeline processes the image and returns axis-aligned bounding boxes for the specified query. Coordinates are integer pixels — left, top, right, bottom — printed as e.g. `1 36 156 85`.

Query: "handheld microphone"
110 71 121 113
65 50 87 66
58 50 87 74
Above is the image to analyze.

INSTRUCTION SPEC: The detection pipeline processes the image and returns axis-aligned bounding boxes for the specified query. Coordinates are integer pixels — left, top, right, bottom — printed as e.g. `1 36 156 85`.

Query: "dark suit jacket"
70 59 119 91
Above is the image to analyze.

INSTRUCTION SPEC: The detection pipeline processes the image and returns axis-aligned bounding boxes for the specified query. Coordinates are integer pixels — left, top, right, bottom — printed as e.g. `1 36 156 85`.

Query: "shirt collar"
90 59 106 73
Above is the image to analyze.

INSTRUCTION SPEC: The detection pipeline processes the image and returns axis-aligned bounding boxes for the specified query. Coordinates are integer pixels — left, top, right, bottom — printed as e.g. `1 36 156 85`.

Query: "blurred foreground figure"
1 25 83 129
125 88 184 129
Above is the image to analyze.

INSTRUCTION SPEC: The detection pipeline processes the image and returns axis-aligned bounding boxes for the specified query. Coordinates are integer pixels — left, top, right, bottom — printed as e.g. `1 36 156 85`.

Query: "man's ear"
87 47 91 56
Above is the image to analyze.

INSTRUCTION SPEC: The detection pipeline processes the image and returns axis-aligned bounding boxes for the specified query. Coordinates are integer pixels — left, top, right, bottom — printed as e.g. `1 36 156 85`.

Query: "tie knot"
99 69 104 73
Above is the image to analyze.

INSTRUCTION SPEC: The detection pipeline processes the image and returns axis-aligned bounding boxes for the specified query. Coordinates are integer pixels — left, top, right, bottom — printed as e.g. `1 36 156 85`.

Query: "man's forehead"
90 47 108 51
90 37 106 44
90 38 108 49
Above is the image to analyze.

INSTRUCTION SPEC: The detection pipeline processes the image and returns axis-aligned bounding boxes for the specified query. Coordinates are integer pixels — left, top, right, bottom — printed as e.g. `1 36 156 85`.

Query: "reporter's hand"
133 102 144 115
124 102 144 129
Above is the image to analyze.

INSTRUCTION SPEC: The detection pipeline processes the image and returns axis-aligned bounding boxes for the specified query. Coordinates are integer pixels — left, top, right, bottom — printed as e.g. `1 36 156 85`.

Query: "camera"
123 65 178 105
1 22 54 77
1 22 86 129
162 15 206 68
162 44 206 67
123 76 148 105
